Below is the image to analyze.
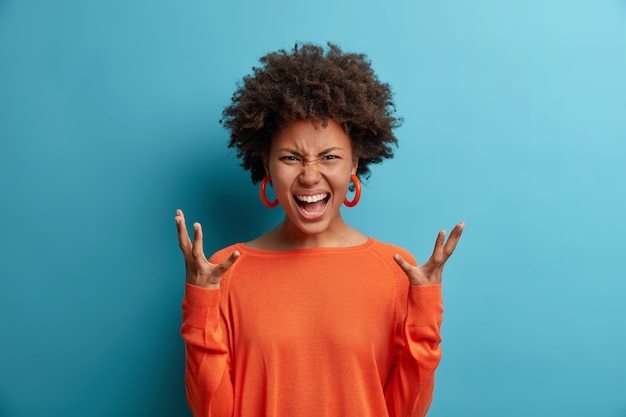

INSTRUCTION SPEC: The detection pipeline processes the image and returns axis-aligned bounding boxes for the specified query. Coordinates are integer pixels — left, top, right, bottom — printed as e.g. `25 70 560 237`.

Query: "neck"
254 215 367 251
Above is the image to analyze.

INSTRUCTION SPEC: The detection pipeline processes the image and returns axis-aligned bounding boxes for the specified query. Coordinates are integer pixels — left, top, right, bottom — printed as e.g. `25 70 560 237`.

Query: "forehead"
270 119 352 153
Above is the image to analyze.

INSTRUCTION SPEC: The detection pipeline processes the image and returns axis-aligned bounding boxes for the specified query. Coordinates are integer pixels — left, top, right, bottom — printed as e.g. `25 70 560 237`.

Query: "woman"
175 43 463 417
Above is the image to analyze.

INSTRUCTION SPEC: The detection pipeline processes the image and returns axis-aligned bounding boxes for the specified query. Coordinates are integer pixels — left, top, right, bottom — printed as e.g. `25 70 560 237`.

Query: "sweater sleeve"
384 284 443 417
180 283 234 417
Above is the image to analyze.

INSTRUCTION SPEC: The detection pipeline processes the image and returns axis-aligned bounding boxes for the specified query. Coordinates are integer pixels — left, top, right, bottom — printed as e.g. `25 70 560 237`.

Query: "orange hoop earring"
343 174 361 207
260 175 279 208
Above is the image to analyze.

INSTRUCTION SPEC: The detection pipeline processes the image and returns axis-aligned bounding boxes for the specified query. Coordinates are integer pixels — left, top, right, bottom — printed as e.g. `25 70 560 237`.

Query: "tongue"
302 200 325 213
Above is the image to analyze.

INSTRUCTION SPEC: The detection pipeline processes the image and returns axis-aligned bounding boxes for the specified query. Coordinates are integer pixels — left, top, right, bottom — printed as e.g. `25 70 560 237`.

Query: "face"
266 119 358 237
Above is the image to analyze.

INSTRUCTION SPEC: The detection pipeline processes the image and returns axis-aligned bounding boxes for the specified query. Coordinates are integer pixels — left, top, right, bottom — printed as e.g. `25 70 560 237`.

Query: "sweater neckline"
235 237 376 256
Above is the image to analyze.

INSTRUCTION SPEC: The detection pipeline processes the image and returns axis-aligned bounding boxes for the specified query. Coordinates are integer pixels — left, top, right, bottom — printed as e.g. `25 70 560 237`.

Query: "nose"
298 159 322 186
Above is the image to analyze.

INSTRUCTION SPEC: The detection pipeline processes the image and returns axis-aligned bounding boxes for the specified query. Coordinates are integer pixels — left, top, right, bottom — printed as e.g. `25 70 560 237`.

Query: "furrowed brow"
277 148 345 157
317 147 344 157
278 148 305 157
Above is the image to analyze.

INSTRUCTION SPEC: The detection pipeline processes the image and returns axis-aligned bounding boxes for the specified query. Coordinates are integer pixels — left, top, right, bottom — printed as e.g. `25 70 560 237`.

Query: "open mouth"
294 193 330 215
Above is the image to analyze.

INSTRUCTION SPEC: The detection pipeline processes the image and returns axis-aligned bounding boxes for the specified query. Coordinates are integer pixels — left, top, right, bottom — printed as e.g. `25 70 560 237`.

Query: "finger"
175 209 192 253
393 253 416 275
191 222 205 260
432 230 446 264
213 250 240 277
443 222 465 258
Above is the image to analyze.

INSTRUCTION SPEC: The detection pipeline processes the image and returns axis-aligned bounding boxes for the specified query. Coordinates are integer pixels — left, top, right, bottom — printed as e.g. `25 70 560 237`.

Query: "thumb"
213 250 241 277
393 253 416 275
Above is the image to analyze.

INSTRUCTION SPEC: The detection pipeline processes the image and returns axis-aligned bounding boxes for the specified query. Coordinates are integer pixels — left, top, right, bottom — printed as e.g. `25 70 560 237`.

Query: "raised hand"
175 209 240 288
394 222 464 286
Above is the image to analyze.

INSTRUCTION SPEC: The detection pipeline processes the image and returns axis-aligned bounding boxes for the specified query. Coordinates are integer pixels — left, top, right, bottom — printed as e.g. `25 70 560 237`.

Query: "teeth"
296 193 328 203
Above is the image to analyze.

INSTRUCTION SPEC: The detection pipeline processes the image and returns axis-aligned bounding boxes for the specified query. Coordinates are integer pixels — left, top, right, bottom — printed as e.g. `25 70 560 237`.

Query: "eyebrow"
278 147 345 157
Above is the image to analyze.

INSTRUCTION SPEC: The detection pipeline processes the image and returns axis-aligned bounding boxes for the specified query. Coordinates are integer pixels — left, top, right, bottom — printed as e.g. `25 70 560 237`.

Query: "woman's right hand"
175 209 240 288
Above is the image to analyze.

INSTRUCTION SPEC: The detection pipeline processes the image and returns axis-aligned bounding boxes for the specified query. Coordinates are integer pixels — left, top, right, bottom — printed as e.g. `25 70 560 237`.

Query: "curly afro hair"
220 42 403 184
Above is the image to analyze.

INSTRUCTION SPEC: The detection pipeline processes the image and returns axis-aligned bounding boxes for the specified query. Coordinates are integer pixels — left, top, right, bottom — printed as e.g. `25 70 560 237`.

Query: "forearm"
385 285 443 417
181 283 233 417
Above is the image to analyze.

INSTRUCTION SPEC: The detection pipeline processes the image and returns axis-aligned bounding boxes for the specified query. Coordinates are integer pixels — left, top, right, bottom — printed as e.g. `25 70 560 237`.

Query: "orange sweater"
181 238 443 417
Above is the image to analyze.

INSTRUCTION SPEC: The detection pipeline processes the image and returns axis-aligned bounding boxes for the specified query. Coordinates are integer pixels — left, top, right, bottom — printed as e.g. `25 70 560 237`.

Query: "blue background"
1 1 625 416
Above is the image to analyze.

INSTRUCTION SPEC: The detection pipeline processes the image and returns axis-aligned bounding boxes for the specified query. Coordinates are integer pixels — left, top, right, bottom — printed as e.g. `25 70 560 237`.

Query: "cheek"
328 171 353 193
268 168 295 193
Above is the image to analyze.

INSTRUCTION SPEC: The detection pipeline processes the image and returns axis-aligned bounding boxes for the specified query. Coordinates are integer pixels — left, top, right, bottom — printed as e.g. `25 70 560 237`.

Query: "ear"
262 152 270 176
263 160 270 176
351 157 359 175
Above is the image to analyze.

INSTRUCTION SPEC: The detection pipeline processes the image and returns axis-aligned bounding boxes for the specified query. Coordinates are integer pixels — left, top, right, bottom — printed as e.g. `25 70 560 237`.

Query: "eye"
322 155 340 161
280 155 300 163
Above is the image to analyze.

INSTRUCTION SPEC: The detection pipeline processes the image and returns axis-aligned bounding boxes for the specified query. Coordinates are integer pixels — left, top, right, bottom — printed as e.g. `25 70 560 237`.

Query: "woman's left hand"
394 222 464 286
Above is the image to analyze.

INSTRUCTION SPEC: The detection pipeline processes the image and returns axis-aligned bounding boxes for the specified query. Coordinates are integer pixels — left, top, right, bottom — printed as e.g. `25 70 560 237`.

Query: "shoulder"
206 244 248 292
368 239 417 265
207 244 240 264
358 239 413 298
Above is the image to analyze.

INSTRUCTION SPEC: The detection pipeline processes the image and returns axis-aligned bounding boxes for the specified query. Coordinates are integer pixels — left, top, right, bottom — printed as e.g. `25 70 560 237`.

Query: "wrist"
186 277 221 289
